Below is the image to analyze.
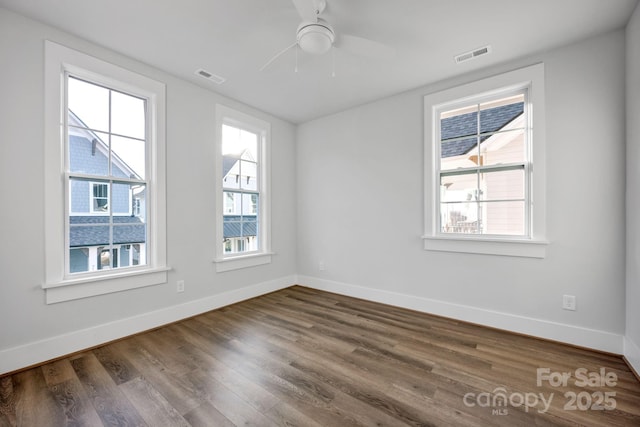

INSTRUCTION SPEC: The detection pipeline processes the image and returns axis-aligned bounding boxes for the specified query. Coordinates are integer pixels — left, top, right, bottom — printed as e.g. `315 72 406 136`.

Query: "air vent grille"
455 45 492 64
195 68 226 84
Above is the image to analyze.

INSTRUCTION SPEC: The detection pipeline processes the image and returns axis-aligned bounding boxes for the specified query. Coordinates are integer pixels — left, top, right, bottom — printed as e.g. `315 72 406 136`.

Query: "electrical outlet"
177 280 185 293
318 260 326 271
562 295 576 311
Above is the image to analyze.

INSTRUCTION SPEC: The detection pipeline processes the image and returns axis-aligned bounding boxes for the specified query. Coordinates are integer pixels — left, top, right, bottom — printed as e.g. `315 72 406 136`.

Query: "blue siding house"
222 151 258 254
68 112 146 273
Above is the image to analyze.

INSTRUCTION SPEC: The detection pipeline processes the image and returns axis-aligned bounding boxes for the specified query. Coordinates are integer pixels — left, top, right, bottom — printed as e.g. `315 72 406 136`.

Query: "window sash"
434 89 531 238
63 72 151 277
221 127 262 256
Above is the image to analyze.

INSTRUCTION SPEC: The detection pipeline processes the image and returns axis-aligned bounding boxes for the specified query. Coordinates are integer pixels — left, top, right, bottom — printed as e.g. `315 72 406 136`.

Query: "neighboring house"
222 150 258 254
439 101 525 234
68 111 146 273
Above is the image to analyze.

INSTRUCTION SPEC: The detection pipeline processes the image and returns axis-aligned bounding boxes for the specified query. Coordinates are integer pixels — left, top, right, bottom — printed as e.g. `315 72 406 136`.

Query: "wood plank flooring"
1 285 639 426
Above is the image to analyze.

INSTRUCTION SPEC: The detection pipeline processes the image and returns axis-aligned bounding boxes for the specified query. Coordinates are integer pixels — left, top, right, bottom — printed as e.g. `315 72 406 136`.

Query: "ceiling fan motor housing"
297 19 335 54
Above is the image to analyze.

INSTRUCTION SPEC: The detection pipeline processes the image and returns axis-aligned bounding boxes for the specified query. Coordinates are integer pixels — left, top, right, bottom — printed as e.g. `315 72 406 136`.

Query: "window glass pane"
222 191 259 255
244 216 258 251
222 125 258 157
440 201 480 234
223 216 242 253
113 183 147 268
68 184 147 273
224 191 238 214
440 93 526 171
131 183 146 219
221 124 237 154
241 134 258 161
479 94 525 134
113 218 146 266
440 105 478 142
440 137 479 171
240 160 257 191
479 169 525 201
440 172 479 203
440 200 525 235
69 220 109 271
222 155 241 189
111 91 146 139
69 177 87 213
68 131 110 176
68 77 109 132
112 182 132 214
479 129 525 167
111 135 146 179
243 193 258 215
69 248 89 273
222 124 259 189
481 201 526 235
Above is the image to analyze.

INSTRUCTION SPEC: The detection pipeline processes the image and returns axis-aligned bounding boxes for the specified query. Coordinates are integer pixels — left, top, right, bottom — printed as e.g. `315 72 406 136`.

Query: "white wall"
297 30 627 352
625 2 640 375
0 8 297 374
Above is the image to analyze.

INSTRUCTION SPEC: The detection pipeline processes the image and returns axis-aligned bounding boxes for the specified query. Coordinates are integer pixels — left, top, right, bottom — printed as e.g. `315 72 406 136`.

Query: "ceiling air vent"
195 68 226 84
454 45 492 64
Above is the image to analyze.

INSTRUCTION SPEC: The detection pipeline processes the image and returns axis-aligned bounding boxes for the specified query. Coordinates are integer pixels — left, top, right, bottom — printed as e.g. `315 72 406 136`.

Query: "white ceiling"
1 0 637 123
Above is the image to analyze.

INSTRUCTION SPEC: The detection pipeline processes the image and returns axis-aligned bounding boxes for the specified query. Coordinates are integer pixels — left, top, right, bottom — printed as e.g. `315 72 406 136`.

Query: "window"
438 92 527 236
65 74 149 276
44 41 168 303
423 64 547 258
214 105 271 272
91 183 110 213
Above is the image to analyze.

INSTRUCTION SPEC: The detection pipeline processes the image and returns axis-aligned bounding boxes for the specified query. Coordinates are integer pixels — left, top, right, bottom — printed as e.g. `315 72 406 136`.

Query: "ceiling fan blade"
291 0 321 22
339 34 395 60
260 41 298 71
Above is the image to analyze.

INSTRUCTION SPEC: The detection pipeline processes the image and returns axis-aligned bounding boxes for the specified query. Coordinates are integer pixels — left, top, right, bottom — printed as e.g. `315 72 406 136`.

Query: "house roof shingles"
223 215 257 239
440 102 524 158
69 216 146 247
70 215 257 247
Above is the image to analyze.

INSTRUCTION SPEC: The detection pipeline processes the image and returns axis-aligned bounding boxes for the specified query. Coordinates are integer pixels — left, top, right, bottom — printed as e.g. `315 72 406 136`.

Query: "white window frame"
214 104 272 272
423 63 548 258
89 181 110 214
44 41 169 303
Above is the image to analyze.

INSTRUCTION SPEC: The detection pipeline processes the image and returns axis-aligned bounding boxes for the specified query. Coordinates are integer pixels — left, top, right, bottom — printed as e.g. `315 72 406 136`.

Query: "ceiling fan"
260 0 394 73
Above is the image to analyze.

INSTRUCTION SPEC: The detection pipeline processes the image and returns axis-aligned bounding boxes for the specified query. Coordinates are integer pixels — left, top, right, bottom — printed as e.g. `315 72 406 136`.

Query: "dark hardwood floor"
1 286 639 426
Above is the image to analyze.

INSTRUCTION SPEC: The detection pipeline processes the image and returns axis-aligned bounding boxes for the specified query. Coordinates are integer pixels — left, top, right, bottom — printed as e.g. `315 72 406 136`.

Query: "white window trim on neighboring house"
423 63 548 258
89 181 110 214
43 41 169 304
214 104 272 272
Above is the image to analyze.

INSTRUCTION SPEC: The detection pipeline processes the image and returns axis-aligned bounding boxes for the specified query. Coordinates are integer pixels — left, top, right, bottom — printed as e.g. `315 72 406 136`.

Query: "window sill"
43 267 171 304
422 235 548 258
213 252 273 272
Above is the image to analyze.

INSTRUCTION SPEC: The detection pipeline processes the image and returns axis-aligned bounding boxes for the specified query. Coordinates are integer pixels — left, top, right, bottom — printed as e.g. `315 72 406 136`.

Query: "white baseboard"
624 336 640 377
298 275 624 354
0 275 296 375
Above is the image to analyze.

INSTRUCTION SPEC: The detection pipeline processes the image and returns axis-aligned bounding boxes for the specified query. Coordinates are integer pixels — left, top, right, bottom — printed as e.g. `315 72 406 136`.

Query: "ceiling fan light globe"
297 22 335 55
